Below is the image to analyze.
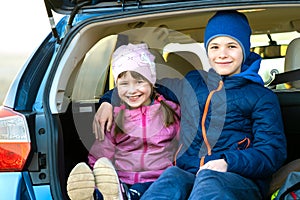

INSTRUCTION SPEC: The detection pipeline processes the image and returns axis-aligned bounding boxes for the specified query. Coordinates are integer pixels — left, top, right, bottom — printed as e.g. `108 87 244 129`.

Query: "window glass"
251 31 300 87
72 35 118 101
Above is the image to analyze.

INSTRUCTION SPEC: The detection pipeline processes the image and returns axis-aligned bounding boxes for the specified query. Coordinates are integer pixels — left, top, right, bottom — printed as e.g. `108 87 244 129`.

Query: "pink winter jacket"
88 96 180 185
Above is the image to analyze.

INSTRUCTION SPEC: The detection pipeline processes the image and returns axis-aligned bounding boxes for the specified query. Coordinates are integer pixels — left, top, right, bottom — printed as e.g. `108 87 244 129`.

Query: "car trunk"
40 1 300 199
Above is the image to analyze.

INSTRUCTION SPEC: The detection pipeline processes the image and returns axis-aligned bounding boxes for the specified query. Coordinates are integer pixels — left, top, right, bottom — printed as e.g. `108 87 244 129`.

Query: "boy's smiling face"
208 36 244 76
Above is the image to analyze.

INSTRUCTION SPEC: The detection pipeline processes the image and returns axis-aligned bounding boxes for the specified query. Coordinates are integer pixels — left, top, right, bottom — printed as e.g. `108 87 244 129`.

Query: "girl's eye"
137 80 144 84
119 82 128 86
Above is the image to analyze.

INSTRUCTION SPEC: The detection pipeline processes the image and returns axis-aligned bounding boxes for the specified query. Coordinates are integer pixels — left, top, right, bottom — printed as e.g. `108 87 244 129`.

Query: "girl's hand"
93 102 113 141
197 159 228 175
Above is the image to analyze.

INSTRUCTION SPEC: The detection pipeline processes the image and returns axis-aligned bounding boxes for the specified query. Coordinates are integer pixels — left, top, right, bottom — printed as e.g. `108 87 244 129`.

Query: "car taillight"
0 106 31 171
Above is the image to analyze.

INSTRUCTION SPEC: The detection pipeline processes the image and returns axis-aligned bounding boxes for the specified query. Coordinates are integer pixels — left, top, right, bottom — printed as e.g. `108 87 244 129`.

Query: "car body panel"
0 172 53 200
32 185 52 200
47 0 300 14
0 172 23 199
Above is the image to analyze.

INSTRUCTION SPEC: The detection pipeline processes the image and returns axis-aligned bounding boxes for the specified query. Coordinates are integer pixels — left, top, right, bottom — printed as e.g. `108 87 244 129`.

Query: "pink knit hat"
112 43 156 85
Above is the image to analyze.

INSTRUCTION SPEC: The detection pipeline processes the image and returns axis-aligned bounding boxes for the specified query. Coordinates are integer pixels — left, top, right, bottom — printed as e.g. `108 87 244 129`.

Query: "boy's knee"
162 166 181 176
163 166 192 179
197 169 219 177
196 169 223 183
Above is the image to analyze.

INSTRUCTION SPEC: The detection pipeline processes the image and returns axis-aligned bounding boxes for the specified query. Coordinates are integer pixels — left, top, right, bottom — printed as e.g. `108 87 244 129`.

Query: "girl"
67 43 180 200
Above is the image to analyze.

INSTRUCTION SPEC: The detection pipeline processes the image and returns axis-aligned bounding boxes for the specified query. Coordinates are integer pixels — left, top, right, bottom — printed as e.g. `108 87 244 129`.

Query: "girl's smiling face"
117 71 152 109
207 36 244 76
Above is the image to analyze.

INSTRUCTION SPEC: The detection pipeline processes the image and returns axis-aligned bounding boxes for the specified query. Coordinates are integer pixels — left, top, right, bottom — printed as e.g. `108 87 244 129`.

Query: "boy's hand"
197 159 228 175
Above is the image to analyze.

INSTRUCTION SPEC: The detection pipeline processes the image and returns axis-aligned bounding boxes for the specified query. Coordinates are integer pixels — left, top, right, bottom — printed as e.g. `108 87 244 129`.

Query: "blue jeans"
141 166 262 200
141 166 194 200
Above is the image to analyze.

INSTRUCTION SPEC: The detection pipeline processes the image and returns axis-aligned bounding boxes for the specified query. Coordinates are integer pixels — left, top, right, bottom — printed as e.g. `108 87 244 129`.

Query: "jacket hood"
234 52 264 85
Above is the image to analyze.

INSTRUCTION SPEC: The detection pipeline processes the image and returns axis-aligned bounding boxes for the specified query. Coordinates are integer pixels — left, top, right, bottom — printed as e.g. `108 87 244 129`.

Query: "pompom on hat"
112 43 156 85
204 10 252 62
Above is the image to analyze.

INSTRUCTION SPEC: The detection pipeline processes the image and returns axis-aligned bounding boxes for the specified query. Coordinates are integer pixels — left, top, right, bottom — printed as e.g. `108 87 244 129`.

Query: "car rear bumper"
0 172 52 200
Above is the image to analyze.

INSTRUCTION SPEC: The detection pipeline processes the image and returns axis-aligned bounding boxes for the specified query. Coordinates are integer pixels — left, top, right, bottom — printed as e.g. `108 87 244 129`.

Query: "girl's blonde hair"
114 71 180 135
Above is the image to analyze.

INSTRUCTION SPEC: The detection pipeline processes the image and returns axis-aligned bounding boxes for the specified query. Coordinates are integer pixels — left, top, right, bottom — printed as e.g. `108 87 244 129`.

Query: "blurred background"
0 0 62 103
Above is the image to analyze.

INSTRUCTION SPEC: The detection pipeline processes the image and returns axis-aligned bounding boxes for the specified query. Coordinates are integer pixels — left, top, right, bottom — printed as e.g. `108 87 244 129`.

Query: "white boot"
67 162 95 200
93 157 123 200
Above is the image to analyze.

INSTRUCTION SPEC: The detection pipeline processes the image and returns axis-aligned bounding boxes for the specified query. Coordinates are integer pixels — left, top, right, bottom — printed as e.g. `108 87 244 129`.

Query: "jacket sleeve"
223 91 287 179
156 78 181 103
175 89 205 174
176 139 201 174
173 71 208 174
98 89 121 106
98 89 113 104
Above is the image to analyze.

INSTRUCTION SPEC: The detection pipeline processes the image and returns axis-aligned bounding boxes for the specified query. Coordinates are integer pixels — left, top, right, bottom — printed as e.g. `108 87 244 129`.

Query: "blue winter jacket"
99 52 287 197
155 52 287 197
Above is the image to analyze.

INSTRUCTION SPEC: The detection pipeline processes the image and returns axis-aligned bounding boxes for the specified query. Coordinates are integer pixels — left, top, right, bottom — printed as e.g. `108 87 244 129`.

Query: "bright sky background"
0 0 62 55
0 0 63 103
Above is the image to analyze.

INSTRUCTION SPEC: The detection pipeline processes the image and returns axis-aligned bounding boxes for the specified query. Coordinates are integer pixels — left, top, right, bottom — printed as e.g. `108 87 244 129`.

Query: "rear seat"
160 43 210 79
274 37 300 163
283 37 300 89
269 38 300 197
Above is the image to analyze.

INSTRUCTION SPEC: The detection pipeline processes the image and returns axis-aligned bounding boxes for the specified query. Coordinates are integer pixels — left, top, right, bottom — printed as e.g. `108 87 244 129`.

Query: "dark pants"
141 166 262 200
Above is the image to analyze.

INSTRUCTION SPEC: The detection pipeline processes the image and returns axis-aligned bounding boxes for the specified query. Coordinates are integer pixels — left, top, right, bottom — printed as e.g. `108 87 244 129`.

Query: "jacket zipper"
135 107 148 182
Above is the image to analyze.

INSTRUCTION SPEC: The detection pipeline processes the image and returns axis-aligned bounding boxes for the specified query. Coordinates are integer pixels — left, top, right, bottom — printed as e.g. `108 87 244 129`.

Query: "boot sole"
94 157 122 200
67 162 95 200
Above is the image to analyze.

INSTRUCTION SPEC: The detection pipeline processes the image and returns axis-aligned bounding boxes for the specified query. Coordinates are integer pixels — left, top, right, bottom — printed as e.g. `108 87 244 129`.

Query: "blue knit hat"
204 10 251 62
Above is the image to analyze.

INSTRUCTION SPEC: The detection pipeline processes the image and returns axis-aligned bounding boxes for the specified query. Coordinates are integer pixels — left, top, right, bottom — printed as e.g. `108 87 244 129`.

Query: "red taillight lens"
0 106 31 171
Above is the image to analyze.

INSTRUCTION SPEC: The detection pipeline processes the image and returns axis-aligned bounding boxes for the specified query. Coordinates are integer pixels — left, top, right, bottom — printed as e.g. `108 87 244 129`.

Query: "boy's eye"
228 45 237 48
209 45 218 49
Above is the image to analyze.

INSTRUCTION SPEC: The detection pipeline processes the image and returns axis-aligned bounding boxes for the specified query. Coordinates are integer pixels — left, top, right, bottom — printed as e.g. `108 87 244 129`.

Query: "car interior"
48 5 300 197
